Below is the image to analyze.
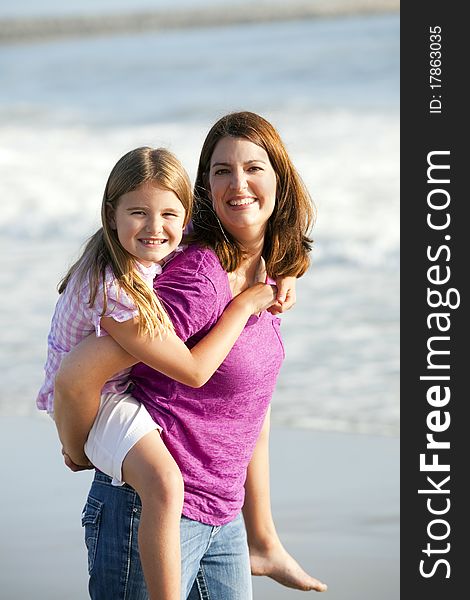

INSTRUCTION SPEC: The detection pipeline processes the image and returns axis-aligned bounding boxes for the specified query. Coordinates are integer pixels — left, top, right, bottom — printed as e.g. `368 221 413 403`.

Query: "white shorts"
84 391 161 487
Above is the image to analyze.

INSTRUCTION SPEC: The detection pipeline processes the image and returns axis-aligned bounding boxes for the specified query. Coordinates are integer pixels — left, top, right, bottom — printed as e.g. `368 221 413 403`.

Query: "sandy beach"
0 416 398 599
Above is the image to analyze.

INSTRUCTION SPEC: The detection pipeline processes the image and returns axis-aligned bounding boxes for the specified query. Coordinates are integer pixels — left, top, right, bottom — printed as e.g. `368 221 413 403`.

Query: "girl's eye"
163 212 179 218
130 210 146 216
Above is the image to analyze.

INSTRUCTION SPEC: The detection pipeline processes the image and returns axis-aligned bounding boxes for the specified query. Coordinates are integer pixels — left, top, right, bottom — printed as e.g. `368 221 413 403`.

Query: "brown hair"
189 111 314 278
59 146 192 337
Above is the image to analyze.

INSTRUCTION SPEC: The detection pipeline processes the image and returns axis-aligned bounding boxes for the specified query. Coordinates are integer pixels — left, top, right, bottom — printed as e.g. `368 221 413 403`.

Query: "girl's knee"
158 463 184 500
140 461 184 507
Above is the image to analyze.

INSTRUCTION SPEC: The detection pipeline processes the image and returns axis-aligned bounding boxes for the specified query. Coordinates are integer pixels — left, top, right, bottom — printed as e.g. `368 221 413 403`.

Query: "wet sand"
0 416 398 599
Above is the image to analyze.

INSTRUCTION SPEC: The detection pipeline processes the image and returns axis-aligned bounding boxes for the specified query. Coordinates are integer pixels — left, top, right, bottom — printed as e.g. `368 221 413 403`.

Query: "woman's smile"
209 137 277 239
227 195 258 209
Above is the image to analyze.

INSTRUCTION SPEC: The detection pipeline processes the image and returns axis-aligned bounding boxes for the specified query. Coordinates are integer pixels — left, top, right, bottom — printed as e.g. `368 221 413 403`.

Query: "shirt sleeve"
89 277 139 338
155 256 220 342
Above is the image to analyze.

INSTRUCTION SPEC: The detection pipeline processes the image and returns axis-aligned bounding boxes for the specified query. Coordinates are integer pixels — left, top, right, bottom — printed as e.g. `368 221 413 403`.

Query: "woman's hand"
268 276 297 315
235 283 278 315
62 447 93 472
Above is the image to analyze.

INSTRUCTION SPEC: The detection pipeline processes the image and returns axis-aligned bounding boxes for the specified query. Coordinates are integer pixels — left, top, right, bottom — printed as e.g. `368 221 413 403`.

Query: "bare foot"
250 543 327 592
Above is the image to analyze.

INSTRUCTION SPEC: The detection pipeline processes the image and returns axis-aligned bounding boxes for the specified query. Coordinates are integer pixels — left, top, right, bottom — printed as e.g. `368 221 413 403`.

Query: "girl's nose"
146 215 163 234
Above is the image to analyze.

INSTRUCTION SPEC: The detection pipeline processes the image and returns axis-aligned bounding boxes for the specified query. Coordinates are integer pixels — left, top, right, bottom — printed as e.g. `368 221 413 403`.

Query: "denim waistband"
93 470 136 492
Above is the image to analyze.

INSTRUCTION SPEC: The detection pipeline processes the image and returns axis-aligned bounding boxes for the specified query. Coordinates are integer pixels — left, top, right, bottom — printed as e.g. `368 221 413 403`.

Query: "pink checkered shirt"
36 262 161 413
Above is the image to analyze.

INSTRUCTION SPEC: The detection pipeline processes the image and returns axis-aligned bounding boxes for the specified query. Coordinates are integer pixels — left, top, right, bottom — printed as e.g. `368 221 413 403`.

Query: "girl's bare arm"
101 283 276 389
55 283 275 464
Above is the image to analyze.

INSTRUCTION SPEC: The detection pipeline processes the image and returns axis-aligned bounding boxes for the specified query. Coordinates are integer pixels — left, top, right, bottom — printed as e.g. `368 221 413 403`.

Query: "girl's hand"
237 282 278 315
268 276 297 315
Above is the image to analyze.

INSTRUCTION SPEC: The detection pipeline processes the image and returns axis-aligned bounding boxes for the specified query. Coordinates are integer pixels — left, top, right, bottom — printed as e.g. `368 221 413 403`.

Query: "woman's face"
208 137 277 241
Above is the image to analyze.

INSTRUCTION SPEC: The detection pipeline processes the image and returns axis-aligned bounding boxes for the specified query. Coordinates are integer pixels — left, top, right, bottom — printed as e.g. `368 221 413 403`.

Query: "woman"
55 111 326 598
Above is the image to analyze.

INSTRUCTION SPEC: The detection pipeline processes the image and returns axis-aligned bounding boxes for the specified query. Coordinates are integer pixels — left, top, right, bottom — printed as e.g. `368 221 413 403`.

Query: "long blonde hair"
59 147 192 338
190 111 315 278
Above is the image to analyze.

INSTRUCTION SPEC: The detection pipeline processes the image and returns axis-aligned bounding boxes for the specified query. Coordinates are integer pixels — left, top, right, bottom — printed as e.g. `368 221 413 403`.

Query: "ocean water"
0 0 382 19
0 11 399 435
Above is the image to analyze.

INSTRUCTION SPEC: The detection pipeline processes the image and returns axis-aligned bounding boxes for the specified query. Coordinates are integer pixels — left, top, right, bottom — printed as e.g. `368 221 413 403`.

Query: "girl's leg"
122 431 184 600
249 541 327 592
244 407 327 592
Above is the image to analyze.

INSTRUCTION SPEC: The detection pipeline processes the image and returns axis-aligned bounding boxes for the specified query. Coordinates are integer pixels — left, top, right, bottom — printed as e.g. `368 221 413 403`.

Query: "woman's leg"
122 431 184 600
85 475 211 600
84 472 148 600
179 517 213 600
195 514 253 600
84 393 184 599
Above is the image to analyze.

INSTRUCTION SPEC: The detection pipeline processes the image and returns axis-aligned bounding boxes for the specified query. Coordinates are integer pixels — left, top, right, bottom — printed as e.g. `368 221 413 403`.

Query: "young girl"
36 146 277 600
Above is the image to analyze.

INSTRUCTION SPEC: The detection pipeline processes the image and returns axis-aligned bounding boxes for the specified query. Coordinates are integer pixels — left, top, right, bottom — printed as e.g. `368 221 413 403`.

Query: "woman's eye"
214 168 229 175
248 166 262 172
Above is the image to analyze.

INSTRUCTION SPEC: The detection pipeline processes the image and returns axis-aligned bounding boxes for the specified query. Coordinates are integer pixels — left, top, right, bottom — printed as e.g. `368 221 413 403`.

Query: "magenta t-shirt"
131 245 285 525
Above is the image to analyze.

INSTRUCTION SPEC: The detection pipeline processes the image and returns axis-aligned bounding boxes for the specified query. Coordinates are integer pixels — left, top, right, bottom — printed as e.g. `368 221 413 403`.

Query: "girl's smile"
108 182 186 266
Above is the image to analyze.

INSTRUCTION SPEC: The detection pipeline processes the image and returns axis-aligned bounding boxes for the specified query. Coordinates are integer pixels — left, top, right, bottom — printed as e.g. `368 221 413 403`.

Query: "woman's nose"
229 168 248 191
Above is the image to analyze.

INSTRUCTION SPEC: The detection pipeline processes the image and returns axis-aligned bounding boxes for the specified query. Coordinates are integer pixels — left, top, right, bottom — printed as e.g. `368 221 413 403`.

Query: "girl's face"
208 137 277 241
108 182 186 266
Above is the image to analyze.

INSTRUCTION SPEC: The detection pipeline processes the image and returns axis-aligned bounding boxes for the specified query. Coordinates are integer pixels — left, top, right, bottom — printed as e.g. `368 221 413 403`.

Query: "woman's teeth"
228 198 256 206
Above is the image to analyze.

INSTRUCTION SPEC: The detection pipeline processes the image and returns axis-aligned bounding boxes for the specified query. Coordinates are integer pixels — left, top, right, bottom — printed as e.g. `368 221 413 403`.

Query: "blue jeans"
82 471 252 599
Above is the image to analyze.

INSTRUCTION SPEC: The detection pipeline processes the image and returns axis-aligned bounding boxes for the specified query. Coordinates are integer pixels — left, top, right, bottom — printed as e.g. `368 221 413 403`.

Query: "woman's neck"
232 227 265 257
227 235 266 296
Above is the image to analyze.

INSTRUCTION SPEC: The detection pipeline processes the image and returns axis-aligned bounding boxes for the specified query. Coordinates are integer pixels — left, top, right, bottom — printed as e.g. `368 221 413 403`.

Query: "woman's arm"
54 335 136 466
101 282 276 389
243 407 327 592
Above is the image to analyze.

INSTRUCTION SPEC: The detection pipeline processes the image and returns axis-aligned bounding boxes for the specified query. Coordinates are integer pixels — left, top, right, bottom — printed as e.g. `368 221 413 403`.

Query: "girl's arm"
55 282 275 465
268 276 297 315
101 282 276 389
